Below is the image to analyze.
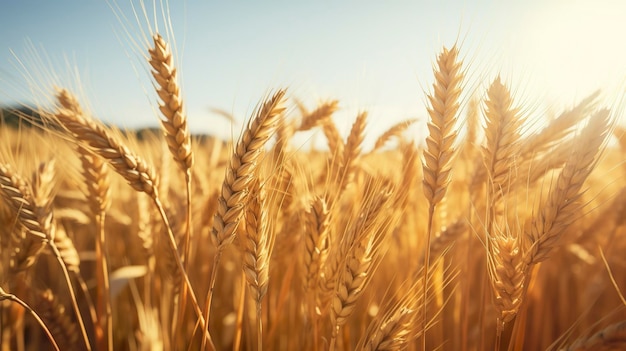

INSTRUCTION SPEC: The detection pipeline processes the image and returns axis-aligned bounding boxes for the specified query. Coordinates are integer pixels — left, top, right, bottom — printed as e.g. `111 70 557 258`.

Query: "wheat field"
1 10 626 351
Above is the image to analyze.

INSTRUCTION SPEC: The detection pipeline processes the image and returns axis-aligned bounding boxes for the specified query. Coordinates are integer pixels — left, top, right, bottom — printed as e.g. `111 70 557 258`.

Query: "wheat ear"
422 46 463 207
524 108 611 267
297 100 339 132
148 33 194 171
520 90 599 159
328 180 394 351
303 195 331 295
1 164 46 274
241 180 275 351
486 226 525 331
371 118 418 153
356 280 425 351
482 76 523 202
336 111 367 199
322 117 345 165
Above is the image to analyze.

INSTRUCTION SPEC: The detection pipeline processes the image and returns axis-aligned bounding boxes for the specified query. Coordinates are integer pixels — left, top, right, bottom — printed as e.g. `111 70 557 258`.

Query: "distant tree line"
0 104 45 129
0 104 221 144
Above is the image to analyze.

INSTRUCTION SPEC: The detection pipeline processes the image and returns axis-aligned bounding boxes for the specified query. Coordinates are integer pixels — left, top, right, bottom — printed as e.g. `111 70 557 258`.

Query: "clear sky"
1 0 625 142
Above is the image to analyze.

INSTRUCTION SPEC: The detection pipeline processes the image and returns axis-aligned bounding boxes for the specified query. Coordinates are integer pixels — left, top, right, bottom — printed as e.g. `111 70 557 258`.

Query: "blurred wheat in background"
1 2 626 351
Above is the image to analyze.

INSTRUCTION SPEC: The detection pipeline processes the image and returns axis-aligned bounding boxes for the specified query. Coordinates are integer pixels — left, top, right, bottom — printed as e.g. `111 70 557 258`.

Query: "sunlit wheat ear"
0 163 48 241
422 45 463 207
482 76 524 201
486 228 524 330
241 180 275 351
524 108 611 267
274 118 296 158
327 181 394 350
241 181 273 304
31 160 80 274
52 225 80 274
370 118 418 153
337 111 367 196
297 100 339 132
465 97 480 148
329 235 382 346
0 163 46 273
357 278 426 351
211 89 286 248
202 90 286 348
322 117 345 164
54 88 159 196
78 146 110 215
320 180 393 309
148 33 193 171
303 195 331 294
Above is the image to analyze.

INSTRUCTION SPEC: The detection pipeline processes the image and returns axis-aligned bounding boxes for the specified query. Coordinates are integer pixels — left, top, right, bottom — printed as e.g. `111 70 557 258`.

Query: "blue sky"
1 0 625 142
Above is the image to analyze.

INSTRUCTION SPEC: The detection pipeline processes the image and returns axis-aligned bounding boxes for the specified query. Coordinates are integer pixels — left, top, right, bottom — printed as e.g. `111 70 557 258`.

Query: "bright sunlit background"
0 0 625 144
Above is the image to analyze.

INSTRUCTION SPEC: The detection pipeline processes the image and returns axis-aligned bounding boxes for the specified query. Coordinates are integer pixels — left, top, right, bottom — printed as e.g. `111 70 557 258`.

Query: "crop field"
1 4 626 351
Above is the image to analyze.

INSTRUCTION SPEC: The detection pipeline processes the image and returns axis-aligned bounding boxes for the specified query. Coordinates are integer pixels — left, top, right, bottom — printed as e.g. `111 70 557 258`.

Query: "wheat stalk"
420 45 464 347
202 90 285 350
0 287 60 351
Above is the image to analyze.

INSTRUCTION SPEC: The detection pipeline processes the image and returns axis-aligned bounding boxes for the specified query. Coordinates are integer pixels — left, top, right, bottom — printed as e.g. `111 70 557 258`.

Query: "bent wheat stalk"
0 287 60 351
